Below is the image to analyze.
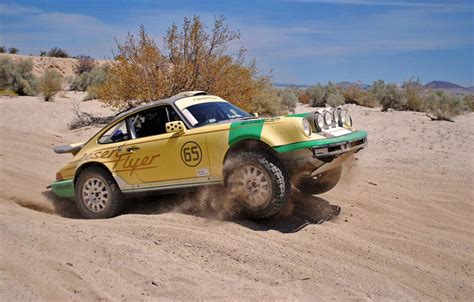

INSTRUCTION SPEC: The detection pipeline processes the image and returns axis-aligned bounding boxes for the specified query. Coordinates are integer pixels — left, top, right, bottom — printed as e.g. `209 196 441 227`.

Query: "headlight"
314 112 324 132
323 110 333 127
302 119 312 137
341 109 353 127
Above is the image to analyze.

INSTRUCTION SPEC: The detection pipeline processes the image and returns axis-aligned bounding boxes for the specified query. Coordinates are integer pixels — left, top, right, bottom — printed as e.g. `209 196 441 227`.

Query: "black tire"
294 166 342 195
74 166 125 219
224 152 290 219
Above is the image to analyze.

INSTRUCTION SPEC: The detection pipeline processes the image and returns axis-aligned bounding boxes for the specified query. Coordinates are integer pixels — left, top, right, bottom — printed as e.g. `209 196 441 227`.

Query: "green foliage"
326 93 345 107
71 65 109 96
37 69 62 101
0 46 5 53
74 55 96 74
47 47 69 58
371 81 407 111
0 89 17 97
307 83 326 107
424 90 463 121
0 57 37 96
249 84 283 115
8 47 19 54
403 78 424 112
279 88 298 113
462 95 474 112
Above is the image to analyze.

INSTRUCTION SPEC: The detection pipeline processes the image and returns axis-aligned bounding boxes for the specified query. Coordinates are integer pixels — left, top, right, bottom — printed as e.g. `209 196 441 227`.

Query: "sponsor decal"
72 149 161 176
196 168 209 177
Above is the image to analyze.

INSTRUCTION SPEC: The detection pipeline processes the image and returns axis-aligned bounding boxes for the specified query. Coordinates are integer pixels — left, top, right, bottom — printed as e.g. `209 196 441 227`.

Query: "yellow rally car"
51 91 367 219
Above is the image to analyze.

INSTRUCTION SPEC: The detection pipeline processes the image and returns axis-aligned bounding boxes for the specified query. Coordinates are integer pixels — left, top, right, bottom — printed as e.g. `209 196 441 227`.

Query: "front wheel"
75 166 125 219
294 166 342 195
224 152 290 219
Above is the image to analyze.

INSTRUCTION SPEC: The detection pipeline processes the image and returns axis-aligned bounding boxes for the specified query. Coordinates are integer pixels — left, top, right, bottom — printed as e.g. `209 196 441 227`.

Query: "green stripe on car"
273 130 368 153
228 119 265 146
51 179 75 198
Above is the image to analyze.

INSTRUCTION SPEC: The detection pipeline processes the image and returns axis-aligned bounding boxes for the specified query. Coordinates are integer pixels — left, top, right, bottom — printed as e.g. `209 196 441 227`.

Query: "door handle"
126 146 140 152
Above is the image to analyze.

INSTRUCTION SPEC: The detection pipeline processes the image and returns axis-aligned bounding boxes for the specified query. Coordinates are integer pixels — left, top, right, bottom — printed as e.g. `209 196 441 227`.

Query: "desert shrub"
37 69 62 101
403 78 425 112
307 83 326 107
99 17 269 111
279 88 298 113
0 89 17 97
71 65 109 99
462 95 474 112
326 93 345 107
342 85 380 108
47 47 69 58
298 91 310 104
248 84 283 115
0 46 5 53
74 55 96 74
424 90 463 121
374 82 406 111
0 57 37 95
8 47 19 54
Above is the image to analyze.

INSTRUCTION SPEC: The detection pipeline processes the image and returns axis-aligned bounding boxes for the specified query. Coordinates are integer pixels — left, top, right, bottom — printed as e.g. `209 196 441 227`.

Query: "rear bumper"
51 179 75 198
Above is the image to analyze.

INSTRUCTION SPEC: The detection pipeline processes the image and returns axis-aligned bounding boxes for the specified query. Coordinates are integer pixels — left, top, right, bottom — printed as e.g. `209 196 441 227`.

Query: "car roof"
112 91 208 122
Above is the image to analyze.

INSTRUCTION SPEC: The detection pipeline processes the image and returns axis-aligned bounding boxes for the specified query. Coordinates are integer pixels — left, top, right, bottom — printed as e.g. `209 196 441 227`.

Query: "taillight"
56 172 63 181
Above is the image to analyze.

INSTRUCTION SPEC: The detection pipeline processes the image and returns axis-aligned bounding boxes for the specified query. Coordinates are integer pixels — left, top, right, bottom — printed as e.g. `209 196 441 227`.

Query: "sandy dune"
0 93 473 300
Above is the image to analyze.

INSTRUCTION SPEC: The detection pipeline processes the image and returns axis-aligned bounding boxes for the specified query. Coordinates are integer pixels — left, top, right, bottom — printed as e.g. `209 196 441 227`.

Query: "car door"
113 105 212 189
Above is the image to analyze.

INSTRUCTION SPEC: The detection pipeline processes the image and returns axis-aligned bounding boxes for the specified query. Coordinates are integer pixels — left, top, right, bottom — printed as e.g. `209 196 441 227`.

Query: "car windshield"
182 102 251 127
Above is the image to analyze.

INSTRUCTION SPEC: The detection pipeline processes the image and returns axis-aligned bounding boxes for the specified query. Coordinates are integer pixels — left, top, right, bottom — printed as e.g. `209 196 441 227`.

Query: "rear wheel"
294 166 342 195
225 152 290 219
75 166 125 219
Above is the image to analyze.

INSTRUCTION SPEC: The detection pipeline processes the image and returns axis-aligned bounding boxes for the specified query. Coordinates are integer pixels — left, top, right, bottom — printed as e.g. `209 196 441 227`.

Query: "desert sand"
0 93 473 301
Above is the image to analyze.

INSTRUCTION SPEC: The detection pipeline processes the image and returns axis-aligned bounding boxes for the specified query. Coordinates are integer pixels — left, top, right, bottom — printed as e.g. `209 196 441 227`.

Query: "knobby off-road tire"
224 152 291 219
294 166 342 195
74 166 125 219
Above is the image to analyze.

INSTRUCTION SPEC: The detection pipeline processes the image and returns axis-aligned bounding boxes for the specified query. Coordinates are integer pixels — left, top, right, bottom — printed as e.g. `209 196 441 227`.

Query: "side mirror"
165 121 186 134
252 112 259 117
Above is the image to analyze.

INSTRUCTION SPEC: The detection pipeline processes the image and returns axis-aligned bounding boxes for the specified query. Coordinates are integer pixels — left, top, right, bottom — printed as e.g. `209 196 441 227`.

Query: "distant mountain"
336 81 370 90
424 81 473 95
274 83 311 89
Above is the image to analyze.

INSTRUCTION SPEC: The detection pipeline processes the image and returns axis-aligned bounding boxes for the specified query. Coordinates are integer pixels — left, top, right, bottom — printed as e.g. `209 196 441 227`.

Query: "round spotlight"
302 119 312 137
333 108 342 126
341 110 353 127
323 110 333 126
314 112 324 132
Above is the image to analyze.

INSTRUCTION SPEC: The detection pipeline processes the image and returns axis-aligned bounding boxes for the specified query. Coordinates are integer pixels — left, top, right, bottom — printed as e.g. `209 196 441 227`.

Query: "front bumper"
50 179 75 198
273 130 368 154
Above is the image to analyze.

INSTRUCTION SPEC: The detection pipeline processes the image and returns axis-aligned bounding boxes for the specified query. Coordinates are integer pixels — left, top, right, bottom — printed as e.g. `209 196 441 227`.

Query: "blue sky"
1 0 473 86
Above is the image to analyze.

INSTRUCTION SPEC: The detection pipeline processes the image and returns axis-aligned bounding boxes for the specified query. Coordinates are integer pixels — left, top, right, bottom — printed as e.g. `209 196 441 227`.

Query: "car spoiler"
53 142 85 155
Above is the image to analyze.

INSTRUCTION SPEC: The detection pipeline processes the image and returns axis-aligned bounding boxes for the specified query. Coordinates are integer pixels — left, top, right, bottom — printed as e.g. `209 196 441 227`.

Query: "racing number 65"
181 142 202 167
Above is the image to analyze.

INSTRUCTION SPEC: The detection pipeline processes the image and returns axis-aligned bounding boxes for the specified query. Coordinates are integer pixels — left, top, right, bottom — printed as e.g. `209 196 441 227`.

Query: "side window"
130 106 182 139
98 121 129 144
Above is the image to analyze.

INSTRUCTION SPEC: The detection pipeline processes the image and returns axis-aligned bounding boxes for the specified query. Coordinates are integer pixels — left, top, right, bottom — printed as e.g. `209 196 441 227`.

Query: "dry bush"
424 90 463 122
8 47 19 54
74 55 96 74
37 69 62 101
0 57 36 96
462 95 474 112
47 47 69 58
279 88 298 113
298 92 310 104
326 93 345 107
248 84 283 115
403 78 425 112
69 100 114 129
99 16 270 112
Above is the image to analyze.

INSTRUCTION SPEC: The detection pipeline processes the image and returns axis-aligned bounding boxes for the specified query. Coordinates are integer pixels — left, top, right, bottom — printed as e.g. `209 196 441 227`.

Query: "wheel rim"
230 164 272 208
82 177 109 212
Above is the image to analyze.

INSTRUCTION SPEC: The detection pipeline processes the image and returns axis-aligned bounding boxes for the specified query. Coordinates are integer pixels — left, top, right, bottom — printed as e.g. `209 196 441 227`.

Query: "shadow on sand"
42 189 340 234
